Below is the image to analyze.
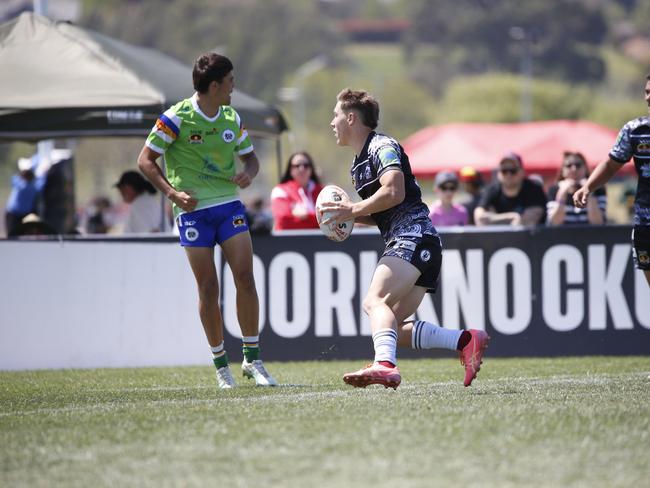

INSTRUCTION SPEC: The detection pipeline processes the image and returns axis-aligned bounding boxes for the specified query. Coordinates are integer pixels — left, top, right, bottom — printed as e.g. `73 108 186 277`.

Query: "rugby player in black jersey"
574 75 650 287
322 88 490 389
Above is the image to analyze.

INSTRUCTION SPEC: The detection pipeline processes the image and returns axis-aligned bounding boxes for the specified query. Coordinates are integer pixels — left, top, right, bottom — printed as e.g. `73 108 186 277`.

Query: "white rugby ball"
316 185 355 242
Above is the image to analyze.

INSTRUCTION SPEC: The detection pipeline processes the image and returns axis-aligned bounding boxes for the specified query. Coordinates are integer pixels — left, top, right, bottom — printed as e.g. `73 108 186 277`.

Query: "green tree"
80 0 343 101
436 73 593 123
405 0 607 85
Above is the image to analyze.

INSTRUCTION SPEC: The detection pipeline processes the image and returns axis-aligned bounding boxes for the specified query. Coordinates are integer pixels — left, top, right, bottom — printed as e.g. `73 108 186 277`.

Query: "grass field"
2 357 649 488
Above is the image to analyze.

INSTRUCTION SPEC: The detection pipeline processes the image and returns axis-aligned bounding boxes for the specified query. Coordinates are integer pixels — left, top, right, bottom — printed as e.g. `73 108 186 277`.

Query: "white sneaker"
216 365 236 389
242 359 278 386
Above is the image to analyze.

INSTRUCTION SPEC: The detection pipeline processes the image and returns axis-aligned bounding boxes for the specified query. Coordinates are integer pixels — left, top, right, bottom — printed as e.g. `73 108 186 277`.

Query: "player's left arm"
233 151 259 189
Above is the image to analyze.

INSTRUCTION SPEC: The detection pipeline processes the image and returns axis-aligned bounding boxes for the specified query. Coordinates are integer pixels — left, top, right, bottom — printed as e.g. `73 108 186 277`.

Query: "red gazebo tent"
401 120 632 179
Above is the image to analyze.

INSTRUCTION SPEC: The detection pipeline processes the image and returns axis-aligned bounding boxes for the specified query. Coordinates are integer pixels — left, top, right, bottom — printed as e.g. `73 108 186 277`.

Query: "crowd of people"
4 146 620 239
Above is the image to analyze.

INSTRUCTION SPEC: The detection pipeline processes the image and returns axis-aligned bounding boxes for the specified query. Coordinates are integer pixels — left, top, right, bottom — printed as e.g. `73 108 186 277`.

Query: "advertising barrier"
222 225 649 360
0 225 648 370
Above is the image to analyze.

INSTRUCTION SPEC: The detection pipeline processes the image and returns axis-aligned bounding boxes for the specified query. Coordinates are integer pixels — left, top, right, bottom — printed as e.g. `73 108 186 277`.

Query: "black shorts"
632 225 650 270
382 234 443 293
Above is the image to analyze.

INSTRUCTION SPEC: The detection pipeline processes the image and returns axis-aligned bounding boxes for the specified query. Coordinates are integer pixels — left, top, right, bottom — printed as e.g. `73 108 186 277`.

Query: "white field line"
2 372 649 419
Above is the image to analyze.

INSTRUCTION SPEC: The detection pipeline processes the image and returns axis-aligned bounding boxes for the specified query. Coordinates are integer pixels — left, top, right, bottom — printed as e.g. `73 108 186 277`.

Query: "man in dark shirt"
574 74 650 287
474 152 547 226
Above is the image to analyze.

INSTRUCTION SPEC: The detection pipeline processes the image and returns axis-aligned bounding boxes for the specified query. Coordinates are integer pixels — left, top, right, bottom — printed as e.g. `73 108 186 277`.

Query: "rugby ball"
316 185 355 242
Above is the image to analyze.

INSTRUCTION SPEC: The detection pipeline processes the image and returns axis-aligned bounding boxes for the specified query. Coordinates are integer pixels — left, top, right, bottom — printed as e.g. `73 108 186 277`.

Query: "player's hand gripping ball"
316 185 355 242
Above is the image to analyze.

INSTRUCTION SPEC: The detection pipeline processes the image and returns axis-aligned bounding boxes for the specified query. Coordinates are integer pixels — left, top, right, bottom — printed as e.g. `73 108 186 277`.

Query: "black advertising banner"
216 226 649 360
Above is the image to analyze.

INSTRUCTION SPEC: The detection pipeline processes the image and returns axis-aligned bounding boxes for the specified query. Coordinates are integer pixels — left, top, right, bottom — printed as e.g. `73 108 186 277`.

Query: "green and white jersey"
146 93 254 217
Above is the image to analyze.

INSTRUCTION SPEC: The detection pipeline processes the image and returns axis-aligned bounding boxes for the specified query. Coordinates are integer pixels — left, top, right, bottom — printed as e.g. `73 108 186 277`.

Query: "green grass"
2 357 649 488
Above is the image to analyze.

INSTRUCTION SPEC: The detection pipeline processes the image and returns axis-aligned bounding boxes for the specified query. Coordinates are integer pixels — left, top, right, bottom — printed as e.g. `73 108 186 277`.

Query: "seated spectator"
246 196 273 235
459 166 483 225
474 152 547 226
114 170 164 233
547 151 606 226
84 196 115 234
428 171 468 227
270 151 324 230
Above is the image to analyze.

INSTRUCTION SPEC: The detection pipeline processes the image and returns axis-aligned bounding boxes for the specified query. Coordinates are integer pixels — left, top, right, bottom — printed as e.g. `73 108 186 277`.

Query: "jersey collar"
191 93 222 122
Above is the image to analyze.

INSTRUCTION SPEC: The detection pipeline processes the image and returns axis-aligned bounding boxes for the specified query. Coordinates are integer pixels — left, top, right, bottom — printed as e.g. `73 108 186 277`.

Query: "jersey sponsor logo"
396 240 417 251
189 133 203 144
202 157 220 173
184 227 199 242
232 214 246 227
222 129 235 143
420 249 431 262
641 163 650 178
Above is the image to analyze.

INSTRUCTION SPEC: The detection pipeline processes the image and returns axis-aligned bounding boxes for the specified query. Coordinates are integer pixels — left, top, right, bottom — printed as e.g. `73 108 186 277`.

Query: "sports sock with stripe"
242 335 260 363
211 342 229 369
411 320 463 351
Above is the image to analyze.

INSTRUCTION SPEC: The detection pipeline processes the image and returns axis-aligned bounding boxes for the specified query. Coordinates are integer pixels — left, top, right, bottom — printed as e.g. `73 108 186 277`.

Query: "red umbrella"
402 120 633 178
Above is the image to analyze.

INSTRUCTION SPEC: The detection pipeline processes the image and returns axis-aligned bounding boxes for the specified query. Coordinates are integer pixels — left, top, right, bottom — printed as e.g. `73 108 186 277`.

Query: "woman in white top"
115 170 165 233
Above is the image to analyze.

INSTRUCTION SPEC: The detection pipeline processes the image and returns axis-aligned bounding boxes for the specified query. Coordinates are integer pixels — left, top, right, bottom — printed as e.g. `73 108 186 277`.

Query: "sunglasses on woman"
439 184 458 192
564 162 583 169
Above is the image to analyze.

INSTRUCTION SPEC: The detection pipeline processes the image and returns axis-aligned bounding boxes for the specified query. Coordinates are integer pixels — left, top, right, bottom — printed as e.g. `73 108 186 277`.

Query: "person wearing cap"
428 171 468 227
459 166 483 225
474 152 547 226
4 157 48 236
115 170 164 234
8 213 56 238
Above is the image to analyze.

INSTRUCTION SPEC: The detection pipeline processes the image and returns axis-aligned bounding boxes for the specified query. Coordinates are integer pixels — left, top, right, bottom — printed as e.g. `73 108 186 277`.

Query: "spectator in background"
7 213 57 239
459 166 483 225
245 196 273 235
428 171 468 226
8 213 56 238
4 157 48 236
547 151 606 226
270 151 324 230
114 170 164 233
84 196 115 234
474 152 547 226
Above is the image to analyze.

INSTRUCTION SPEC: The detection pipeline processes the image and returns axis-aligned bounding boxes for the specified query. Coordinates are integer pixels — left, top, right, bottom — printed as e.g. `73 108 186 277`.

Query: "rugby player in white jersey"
323 88 490 389
137 53 277 389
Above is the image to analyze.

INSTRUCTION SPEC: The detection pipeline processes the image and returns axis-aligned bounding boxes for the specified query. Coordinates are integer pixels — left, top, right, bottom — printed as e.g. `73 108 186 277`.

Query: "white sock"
372 328 397 366
411 320 462 351
211 342 225 359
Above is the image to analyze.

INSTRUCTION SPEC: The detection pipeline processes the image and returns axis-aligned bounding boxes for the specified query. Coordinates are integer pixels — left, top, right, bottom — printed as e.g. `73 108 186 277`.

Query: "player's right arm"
573 158 621 208
137 146 197 213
